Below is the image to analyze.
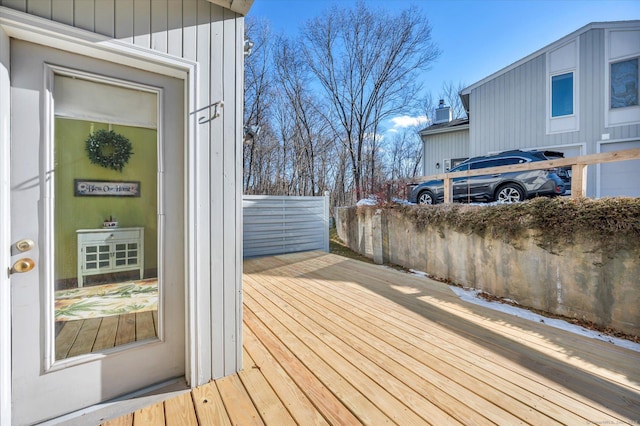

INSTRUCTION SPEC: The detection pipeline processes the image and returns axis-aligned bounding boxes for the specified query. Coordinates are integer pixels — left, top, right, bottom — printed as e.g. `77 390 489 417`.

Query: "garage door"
600 140 640 197
550 145 583 159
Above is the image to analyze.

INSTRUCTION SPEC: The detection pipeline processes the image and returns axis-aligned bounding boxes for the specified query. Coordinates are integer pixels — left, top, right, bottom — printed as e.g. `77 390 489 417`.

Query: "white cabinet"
76 227 144 287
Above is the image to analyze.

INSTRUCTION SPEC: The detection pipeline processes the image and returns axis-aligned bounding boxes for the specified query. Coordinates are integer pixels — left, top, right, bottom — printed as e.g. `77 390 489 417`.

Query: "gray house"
0 1 253 424
420 20 640 198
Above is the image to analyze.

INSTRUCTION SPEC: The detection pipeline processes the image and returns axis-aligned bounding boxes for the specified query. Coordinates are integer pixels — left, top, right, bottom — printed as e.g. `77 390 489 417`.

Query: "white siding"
0 0 245 379
467 25 640 197
421 128 469 176
243 195 330 258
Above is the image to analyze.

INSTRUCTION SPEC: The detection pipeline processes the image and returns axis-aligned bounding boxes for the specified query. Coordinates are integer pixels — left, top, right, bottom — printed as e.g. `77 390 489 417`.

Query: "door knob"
10 258 35 274
15 239 35 252
11 239 35 256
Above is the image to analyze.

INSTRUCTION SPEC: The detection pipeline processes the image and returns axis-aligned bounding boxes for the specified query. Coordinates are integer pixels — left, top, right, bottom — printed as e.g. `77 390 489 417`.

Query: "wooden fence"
412 148 640 203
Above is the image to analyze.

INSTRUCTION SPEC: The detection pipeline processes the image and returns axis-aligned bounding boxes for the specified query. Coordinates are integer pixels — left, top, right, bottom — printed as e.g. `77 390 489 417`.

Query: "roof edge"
206 0 254 15
419 123 469 136
460 20 640 96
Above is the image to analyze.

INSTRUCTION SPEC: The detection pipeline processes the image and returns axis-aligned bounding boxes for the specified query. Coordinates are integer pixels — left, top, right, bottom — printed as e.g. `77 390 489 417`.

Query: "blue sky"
248 0 640 132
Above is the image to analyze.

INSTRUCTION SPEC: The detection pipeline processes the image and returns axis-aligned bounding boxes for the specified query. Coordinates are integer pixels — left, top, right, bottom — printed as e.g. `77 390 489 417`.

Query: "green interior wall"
54 118 158 282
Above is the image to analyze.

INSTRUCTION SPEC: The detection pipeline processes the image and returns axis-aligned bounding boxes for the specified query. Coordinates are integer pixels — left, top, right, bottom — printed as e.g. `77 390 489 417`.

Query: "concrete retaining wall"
335 206 640 336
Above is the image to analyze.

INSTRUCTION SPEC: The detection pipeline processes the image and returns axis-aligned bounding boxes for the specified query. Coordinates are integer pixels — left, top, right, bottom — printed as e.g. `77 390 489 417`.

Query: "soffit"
206 0 254 15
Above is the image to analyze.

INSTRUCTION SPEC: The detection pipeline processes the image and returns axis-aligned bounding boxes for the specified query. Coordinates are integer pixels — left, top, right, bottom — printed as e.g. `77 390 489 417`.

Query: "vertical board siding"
151 0 168 53
95 0 115 37
26 1 49 19
51 0 73 26
468 28 627 157
243 196 330 258
114 0 134 43
466 28 612 197
470 55 547 155
133 0 151 48
73 0 94 32
221 6 240 377
167 0 183 57
421 129 469 176
0 0 245 381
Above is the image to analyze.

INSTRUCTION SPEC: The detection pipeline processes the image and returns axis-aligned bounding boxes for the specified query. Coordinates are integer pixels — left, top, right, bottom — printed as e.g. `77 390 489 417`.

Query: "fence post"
372 210 384 265
323 191 330 252
571 164 587 198
443 177 453 203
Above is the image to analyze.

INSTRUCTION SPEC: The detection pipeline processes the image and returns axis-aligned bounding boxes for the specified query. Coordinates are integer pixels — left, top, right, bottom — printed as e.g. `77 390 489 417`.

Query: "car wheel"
496 184 525 203
417 191 435 205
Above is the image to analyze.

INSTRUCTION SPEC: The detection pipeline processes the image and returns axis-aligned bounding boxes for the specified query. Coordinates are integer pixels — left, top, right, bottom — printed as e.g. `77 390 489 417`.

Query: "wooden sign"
74 179 140 197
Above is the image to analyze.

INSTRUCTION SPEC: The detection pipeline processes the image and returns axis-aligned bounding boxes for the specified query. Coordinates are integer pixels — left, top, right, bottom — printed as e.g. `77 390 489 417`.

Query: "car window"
530 152 547 161
449 163 469 172
500 157 527 165
470 157 527 170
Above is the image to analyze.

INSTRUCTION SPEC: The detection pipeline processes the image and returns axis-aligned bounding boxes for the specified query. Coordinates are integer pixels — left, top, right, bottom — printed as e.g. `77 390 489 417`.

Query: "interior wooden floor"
56 311 158 360
102 251 640 425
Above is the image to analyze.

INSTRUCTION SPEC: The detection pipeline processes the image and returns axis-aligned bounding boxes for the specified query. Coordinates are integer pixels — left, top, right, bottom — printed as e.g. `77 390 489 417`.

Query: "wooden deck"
103 251 640 425
55 311 158 360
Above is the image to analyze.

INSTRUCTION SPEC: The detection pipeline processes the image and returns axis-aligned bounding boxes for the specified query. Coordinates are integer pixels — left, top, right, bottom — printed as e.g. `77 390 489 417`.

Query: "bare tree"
273 35 332 196
300 1 440 201
388 129 423 181
423 81 467 123
440 80 467 119
244 17 275 192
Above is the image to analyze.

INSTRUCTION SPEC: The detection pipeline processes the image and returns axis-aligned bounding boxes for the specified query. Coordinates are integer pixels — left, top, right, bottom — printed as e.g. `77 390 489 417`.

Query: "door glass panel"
52 74 159 360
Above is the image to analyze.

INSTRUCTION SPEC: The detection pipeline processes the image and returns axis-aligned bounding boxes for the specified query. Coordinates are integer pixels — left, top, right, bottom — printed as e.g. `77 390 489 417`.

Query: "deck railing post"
443 177 453 204
571 164 588 198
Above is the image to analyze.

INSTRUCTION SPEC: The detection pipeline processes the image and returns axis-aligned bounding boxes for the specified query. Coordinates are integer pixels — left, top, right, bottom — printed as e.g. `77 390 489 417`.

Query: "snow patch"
356 198 378 206
449 286 640 352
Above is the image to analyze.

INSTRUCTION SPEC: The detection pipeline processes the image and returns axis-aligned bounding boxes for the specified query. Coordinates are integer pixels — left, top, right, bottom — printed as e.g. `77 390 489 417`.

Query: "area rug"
55 279 158 322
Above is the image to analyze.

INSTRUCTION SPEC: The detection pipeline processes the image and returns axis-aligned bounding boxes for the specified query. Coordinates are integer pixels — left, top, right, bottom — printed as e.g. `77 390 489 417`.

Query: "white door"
10 40 185 425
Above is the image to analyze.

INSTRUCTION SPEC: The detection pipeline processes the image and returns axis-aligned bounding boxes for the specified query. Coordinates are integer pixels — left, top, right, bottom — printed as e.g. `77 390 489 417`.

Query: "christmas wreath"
85 129 133 172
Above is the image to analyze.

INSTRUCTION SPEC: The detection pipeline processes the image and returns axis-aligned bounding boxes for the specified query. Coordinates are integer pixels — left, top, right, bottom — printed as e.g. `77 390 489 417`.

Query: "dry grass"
329 226 374 264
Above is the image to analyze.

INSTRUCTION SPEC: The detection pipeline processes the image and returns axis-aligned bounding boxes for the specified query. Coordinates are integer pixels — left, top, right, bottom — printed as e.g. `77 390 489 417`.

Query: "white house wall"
0 0 244 380
470 54 548 154
421 130 469 176
467 25 639 197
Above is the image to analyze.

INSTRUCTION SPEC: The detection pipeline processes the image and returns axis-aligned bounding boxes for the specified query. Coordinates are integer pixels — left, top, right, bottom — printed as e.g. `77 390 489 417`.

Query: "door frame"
0 8 207 424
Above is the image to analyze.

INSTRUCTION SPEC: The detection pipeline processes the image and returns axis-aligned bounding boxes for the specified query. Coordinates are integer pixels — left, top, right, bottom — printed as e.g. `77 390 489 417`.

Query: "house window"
551 72 574 117
611 58 638 109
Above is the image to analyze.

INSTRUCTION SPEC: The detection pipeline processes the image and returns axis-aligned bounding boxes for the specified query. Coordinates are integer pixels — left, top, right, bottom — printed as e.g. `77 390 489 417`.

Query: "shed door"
10 40 185 425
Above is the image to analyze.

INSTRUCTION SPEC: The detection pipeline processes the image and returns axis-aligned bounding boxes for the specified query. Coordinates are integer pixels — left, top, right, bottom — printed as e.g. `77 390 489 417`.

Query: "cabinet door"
83 243 112 272
113 241 140 270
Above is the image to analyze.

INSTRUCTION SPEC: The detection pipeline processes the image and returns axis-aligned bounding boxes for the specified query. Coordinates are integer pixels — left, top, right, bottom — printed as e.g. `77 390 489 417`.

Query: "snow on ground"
356 198 379 206
408 269 640 353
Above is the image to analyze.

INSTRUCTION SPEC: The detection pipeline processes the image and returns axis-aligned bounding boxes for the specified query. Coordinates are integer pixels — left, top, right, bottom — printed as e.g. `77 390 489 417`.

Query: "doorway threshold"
38 377 189 426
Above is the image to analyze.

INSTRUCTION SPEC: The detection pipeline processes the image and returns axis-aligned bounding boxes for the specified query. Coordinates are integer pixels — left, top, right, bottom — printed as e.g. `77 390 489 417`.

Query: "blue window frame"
551 72 574 117
611 58 638 109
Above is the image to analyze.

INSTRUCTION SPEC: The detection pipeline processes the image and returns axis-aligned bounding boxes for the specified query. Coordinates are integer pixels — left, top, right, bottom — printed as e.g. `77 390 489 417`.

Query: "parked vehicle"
537 150 572 191
408 150 566 204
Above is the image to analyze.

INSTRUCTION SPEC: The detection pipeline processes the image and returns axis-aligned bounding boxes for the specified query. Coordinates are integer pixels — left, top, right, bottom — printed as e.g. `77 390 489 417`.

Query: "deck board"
67 317 101 358
239 348 298 425
215 374 265 425
93 315 119 351
133 402 164 426
191 382 232 426
55 311 157 359
102 251 640 425
246 255 614 423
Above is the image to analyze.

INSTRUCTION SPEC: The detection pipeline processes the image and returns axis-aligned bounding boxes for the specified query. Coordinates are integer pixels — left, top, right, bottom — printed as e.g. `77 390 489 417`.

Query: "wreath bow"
85 129 133 172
